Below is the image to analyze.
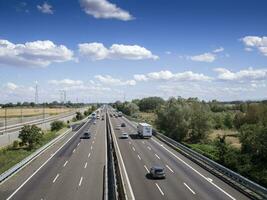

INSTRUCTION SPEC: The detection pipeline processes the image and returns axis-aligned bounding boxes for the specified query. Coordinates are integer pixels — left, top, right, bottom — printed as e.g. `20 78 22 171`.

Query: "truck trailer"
137 123 152 138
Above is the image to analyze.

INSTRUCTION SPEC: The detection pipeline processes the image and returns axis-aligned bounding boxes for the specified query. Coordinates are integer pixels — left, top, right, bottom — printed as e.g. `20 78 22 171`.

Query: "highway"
108 110 250 200
1 114 106 200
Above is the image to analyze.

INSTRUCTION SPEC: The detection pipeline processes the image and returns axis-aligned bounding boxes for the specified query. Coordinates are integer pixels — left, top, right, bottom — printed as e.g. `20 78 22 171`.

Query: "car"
83 132 91 139
149 166 165 179
120 132 129 139
102 116 104 120
96 115 100 119
93 121 96 125
121 123 126 127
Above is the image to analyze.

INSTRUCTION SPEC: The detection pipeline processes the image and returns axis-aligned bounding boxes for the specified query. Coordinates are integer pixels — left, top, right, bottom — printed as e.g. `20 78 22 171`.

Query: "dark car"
150 166 165 179
83 132 91 139
121 123 126 127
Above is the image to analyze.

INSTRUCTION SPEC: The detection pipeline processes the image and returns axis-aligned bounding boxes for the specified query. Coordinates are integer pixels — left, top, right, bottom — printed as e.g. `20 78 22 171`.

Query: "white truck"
137 123 152 138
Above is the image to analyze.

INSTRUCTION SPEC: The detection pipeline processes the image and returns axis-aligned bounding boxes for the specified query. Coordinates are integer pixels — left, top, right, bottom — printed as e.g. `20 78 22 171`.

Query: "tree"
214 135 228 164
224 113 233 129
75 112 83 120
139 97 165 112
189 103 211 142
239 124 267 163
156 99 190 141
19 125 43 150
51 120 65 131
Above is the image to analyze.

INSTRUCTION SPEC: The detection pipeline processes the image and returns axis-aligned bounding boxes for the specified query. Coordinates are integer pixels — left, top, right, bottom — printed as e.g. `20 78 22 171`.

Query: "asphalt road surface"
109 111 250 200
2 116 106 200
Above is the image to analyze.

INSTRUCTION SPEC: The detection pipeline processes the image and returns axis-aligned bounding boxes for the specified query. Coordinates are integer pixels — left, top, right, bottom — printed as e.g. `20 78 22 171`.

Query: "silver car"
150 166 165 179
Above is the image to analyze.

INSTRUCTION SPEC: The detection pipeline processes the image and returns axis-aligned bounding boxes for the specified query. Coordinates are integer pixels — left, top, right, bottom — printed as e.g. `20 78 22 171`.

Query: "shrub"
50 120 65 132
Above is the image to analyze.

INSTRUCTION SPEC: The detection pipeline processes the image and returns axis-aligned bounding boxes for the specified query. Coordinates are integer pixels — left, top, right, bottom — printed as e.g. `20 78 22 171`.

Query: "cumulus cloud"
188 47 224 63
189 53 216 63
94 75 136 86
48 79 83 86
214 67 267 81
79 0 133 21
0 39 73 67
213 47 224 53
134 70 212 82
78 42 158 60
241 36 267 56
37 2 54 14
5 82 18 90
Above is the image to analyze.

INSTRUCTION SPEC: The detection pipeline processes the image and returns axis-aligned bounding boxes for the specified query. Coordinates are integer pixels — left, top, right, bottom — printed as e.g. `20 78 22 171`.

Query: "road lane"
110 112 250 200
4 115 106 200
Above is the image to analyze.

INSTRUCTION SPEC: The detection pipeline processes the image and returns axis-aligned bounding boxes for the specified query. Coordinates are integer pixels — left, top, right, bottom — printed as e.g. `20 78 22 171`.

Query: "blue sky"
0 0 267 103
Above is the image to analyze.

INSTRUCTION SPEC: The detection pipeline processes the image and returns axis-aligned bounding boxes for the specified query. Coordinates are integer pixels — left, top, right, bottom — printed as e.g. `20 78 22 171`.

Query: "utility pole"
35 81 39 105
4 108 7 133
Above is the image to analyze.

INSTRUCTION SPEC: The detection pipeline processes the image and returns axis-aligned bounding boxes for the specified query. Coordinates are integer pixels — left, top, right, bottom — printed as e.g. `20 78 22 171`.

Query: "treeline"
0 101 91 108
111 96 267 187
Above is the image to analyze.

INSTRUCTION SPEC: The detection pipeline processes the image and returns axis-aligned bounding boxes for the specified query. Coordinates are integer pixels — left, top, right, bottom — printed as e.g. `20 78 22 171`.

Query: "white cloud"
214 67 267 81
241 36 267 56
134 70 212 82
0 39 73 67
79 0 133 21
48 79 83 86
94 75 136 86
213 47 224 53
189 53 216 63
5 82 18 90
78 42 158 60
37 2 53 14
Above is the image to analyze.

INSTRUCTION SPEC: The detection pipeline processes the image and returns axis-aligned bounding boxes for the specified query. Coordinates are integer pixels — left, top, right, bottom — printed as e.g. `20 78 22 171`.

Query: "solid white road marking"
132 147 135 151
137 154 141 160
6 121 89 200
88 153 91 158
63 161 68 167
151 138 236 200
91 146 93 150
93 141 95 144
73 149 76 153
53 174 59 183
79 177 83 187
165 165 174 173
142 141 145 144
206 177 213 182
144 165 149 173
147 146 151 150
77 142 80 146
184 182 196 194
84 162 88 169
155 183 164 196
155 154 160 159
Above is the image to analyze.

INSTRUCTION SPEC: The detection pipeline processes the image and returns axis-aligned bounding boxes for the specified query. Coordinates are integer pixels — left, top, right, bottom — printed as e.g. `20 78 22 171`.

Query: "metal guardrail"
0 128 72 183
122 115 267 200
106 112 127 200
0 111 94 184
154 132 267 199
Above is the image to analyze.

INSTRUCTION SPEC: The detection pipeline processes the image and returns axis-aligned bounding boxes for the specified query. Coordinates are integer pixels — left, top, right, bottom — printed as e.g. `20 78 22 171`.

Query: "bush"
19 125 43 150
50 120 65 132
13 140 19 149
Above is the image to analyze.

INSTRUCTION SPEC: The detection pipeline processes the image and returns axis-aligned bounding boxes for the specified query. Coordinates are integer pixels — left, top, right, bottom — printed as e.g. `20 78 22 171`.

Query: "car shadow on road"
129 134 140 140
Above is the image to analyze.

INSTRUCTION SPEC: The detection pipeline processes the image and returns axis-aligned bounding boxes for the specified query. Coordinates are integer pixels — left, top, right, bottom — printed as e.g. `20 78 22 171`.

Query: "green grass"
0 127 68 175
187 143 219 161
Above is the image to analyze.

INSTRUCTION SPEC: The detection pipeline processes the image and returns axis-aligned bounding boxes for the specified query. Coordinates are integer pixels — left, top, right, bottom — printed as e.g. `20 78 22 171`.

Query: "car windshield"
155 169 163 173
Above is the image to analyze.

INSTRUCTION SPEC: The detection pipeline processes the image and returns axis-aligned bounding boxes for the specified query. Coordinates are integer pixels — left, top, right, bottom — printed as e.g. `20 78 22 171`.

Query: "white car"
120 132 129 139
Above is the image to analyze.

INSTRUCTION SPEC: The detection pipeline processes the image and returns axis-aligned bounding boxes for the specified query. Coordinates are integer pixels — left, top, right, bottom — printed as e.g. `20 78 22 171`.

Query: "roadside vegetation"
0 121 68 174
112 97 267 187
